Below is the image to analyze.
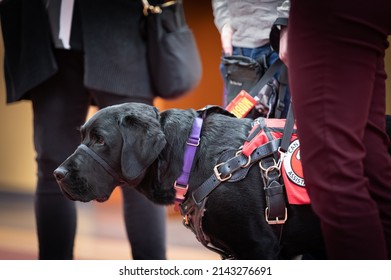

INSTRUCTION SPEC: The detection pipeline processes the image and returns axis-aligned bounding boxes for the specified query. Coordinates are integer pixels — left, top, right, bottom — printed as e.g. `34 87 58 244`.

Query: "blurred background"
0 1 223 260
0 1 390 260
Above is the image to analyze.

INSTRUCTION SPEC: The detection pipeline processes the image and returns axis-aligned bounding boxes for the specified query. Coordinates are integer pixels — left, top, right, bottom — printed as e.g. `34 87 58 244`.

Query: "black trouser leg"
31 50 89 259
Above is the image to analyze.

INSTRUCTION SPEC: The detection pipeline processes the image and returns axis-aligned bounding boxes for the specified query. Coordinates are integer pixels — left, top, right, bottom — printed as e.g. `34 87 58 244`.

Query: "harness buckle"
186 138 200 147
265 207 288 225
183 214 190 226
259 159 281 177
174 181 189 201
235 150 252 168
213 162 232 182
277 147 286 170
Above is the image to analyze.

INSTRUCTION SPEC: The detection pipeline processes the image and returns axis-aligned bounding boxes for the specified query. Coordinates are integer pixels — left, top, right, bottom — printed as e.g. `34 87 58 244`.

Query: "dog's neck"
137 107 253 205
135 108 198 205
159 108 199 184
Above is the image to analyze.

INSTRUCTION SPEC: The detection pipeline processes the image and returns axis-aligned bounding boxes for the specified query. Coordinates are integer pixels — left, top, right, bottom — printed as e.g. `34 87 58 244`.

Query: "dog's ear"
119 107 166 183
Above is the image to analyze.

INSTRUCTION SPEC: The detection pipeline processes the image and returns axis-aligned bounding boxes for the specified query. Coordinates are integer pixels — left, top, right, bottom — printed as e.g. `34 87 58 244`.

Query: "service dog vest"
242 118 310 205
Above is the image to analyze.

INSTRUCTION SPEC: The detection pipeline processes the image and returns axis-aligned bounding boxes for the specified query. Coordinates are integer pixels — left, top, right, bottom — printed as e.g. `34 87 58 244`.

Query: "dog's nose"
53 167 68 181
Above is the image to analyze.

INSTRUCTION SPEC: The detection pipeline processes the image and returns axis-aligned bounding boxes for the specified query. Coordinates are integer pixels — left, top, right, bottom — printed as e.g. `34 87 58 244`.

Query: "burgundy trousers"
288 0 391 259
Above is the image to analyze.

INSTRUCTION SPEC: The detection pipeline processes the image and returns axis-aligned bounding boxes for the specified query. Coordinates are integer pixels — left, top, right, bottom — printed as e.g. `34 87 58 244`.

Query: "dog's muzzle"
77 144 126 185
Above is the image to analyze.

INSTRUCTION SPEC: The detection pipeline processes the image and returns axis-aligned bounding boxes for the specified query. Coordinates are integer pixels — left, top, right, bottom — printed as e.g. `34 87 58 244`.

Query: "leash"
274 62 288 119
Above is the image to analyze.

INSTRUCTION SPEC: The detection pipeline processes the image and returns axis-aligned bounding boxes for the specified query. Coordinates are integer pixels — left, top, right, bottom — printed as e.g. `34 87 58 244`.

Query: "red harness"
242 118 310 205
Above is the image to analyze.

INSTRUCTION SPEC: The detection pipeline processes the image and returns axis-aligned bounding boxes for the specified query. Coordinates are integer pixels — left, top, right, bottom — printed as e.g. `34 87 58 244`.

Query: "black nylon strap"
274 64 288 119
78 144 125 184
279 103 295 153
248 58 283 97
246 124 263 142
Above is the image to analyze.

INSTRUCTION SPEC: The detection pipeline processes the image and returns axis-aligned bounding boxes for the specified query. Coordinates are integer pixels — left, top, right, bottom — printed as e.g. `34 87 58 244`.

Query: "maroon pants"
288 0 391 259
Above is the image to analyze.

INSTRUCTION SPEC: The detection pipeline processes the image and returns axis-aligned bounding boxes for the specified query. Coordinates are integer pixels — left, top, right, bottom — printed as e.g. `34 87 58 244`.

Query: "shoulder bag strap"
248 58 283 97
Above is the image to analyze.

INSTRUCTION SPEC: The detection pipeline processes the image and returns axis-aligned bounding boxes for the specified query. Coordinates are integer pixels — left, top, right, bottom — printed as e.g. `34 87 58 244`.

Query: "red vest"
243 118 310 205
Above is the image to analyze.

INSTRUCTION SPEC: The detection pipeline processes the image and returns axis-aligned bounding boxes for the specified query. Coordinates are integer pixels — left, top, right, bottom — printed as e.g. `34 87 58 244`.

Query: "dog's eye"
96 136 105 145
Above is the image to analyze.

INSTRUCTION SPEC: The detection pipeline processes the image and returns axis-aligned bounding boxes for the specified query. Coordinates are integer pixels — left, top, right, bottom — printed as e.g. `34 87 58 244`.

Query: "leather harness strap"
188 138 281 205
178 105 296 259
187 105 293 211
258 105 295 225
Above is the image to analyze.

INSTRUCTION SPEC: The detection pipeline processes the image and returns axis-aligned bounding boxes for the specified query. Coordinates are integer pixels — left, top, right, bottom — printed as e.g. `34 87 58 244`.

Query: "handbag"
225 58 288 119
222 54 267 104
141 0 202 99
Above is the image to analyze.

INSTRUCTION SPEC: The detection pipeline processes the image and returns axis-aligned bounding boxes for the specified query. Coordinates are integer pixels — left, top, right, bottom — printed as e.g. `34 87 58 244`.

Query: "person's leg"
30 50 90 259
363 55 391 258
288 0 391 259
92 92 167 260
121 187 167 259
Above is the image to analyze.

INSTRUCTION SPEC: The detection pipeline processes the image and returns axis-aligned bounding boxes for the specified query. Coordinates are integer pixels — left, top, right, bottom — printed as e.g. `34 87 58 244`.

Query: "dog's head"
53 102 167 203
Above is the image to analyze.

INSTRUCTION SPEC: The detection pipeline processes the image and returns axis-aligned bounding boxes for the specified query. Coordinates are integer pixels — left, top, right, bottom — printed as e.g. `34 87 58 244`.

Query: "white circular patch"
283 139 305 187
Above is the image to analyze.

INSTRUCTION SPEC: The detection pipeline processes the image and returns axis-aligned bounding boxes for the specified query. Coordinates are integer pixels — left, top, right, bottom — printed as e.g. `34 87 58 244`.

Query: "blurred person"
0 0 166 259
287 0 391 259
212 0 290 118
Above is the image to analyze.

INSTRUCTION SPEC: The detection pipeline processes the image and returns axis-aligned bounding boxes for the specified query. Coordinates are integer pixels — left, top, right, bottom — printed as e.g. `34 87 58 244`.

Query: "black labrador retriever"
53 102 391 259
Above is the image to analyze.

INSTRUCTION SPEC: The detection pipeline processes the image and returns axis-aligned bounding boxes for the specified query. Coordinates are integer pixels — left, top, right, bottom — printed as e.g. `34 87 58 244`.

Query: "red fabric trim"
242 130 270 157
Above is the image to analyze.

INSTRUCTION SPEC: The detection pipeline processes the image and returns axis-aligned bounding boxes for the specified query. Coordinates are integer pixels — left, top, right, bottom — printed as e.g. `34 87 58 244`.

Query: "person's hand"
279 26 288 66
221 24 233 56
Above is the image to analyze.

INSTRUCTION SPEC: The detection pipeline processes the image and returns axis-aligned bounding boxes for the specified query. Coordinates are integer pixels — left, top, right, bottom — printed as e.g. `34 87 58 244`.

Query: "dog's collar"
173 116 203 211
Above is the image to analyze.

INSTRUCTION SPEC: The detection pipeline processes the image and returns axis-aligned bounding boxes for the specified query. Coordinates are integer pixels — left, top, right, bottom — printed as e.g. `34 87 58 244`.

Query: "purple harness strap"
174 116 203 208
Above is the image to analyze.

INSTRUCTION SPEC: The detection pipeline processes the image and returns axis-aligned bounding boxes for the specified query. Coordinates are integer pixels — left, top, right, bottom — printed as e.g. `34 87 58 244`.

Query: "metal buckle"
265 207 288 225
186 138 200 147
174 181 189 197
259 159 281 177
142 0 176 15
213 162 232 182
183 214 190 226
259 158 276 171
235 150 252 168
277 147 286 170
141 0 162 15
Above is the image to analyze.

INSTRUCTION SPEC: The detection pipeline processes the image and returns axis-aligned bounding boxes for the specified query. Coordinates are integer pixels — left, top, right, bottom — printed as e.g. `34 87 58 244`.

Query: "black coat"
0 0 162 103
